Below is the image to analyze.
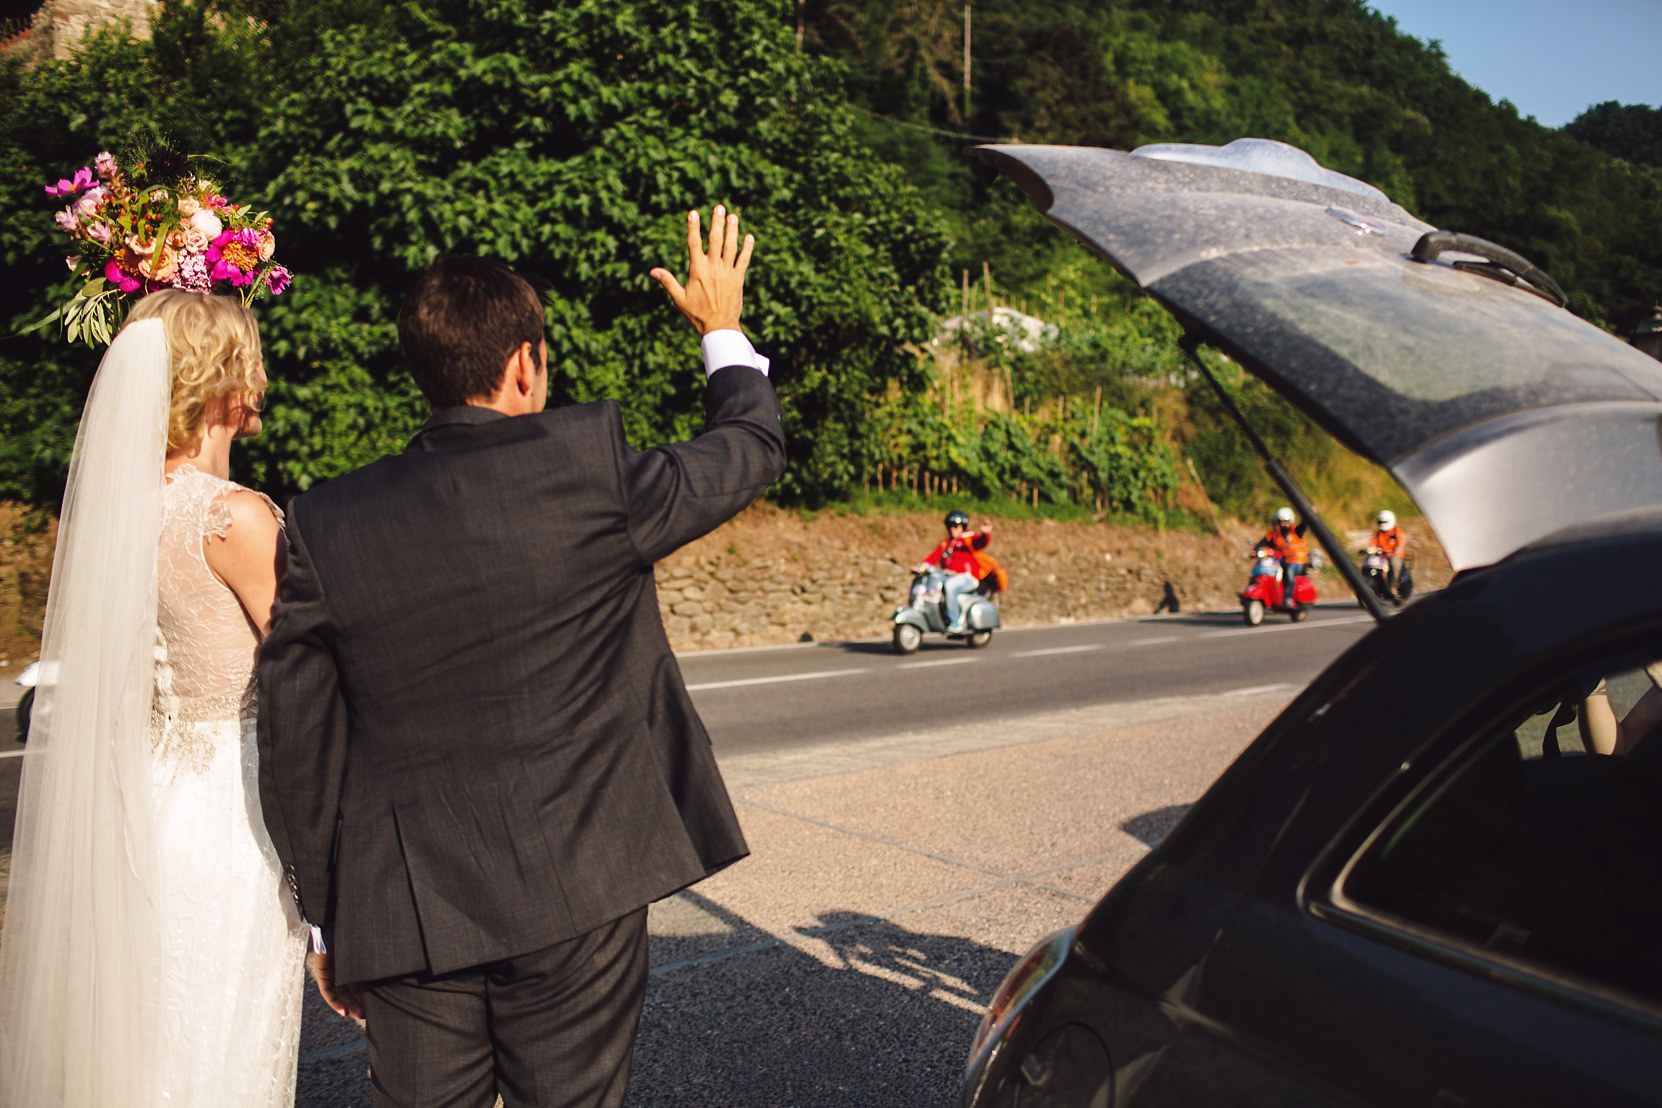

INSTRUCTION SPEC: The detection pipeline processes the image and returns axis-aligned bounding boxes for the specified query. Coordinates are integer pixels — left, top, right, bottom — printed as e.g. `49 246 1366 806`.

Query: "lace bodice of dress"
151 465 282 772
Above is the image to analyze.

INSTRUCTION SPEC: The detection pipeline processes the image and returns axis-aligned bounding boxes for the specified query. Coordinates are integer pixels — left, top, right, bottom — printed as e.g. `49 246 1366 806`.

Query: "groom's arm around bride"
257 205 784 1107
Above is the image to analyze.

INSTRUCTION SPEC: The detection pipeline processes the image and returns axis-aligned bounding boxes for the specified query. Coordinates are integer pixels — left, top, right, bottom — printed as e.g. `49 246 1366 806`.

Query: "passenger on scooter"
919 510 993 632
1370 509 1408 602
1263 506 1310 610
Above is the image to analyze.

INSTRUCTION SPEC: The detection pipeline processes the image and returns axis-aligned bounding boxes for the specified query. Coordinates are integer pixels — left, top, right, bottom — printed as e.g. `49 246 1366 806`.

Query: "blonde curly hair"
125 290 265 455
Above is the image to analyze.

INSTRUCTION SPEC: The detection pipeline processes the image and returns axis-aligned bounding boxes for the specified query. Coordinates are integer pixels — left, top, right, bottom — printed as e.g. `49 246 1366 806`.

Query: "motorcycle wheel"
1244 599 1265 627
892 623 922 655
1290 606 1310 623
968 629 993 649
15 686 33 743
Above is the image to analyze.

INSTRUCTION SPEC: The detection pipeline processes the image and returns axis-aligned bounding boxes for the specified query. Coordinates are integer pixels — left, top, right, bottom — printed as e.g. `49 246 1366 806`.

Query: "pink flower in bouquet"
258 230 276 261
208 228 262 287
73 187 106 220
189 207 224 241
54 208 78 233
105 253 144 294
264 264 292 295
86 222 112 245
181 224 211 253
94 151 117 179
44 167 94 198
177 195 200 218
173 251 212 293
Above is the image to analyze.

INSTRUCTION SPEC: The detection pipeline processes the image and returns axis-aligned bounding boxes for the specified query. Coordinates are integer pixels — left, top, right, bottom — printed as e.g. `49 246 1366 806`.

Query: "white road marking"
1128 635 1180 646
0 748 24 759
685 668 868 692
1012 644 1103 658
1224 683 1296 697
1201 615 1372 639
899 657 982 669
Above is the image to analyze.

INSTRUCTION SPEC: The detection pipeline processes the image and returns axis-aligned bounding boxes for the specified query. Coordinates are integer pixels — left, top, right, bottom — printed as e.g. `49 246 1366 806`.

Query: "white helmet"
1377 510 1396 530
1274 506 1295 524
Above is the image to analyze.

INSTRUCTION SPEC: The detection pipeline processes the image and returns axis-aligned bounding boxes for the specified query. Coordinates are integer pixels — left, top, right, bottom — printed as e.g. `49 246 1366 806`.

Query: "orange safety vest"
1265 526 1308 565
1373 526 1407 557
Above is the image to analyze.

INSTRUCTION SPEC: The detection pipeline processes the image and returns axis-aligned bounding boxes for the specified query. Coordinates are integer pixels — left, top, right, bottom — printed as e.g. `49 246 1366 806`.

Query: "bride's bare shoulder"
205 488 285 632
212 487 283 548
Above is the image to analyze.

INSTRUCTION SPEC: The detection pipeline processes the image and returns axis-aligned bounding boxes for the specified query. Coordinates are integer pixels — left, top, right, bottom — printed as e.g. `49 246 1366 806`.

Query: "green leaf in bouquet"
16 304 65 337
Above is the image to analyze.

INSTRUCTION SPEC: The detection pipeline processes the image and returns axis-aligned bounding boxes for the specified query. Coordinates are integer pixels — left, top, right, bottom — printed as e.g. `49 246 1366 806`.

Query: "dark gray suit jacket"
256 365 785 985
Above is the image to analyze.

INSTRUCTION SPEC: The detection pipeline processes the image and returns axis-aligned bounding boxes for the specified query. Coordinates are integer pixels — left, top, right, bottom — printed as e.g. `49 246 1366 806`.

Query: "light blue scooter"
891 566 1000 654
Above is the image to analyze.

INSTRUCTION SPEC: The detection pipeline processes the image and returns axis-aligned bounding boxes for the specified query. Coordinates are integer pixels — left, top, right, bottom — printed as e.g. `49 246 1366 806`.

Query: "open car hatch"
975 139 1662 571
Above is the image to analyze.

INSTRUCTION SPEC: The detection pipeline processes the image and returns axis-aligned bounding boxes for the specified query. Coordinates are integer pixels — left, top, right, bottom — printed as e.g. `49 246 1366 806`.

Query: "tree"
1565 102 1662 169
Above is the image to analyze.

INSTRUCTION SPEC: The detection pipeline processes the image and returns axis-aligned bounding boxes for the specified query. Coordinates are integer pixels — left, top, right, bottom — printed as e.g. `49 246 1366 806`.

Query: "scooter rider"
1263 506 1310 610
920 510 992 632
1371 509 1408 602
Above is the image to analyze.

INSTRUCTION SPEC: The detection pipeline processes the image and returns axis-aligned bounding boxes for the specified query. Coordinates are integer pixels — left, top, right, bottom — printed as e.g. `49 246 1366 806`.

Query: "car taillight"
966 927 1074 1074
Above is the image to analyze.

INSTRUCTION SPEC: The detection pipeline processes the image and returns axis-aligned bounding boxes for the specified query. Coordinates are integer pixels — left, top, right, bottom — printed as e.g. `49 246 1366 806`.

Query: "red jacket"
925 532 990 576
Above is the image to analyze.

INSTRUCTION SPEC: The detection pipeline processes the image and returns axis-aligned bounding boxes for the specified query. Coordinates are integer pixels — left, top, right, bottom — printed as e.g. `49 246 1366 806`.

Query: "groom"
257 206 783 1106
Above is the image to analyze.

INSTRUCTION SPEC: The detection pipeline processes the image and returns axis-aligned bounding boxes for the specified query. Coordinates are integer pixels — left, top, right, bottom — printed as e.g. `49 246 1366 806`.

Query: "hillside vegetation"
0 0 1656 536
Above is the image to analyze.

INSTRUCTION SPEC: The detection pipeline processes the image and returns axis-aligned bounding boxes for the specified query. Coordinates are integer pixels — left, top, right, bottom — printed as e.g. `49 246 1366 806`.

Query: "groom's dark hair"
399 256 545 409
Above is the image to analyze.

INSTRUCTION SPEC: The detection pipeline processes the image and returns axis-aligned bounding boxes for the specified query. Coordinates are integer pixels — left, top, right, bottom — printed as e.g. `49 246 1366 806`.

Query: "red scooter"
1241 547 1316 625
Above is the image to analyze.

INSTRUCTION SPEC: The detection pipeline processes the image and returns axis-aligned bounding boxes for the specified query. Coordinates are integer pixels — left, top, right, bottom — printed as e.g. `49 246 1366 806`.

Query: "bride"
0 290 308 1105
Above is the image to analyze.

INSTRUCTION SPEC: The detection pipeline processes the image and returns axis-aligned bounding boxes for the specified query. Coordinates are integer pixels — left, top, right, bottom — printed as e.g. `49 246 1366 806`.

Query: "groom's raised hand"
649 204 754 335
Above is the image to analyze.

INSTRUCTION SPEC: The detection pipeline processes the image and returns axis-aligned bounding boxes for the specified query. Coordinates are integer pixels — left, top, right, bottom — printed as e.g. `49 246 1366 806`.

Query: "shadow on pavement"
629 891 1012 1107
831 639 983 657
835 640 904 656
1121 804 1192 847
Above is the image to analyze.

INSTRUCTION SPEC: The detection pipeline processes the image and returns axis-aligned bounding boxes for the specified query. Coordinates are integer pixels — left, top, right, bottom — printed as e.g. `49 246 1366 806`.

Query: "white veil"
0 319 170 1104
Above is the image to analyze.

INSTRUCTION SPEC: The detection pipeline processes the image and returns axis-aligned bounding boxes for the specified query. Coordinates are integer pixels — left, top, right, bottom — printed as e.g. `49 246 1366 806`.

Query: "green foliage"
1564 102 1662 170
861 290 1187 523
1174 352 1412 523
0 0 948 506
805 0 1662 330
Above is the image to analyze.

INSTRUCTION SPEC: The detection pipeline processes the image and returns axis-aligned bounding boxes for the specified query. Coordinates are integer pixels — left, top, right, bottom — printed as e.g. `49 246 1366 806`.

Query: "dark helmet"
945 510 970 530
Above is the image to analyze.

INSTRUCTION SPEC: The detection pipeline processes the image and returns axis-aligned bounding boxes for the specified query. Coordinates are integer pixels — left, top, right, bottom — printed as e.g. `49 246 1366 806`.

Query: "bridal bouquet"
43 148 292 346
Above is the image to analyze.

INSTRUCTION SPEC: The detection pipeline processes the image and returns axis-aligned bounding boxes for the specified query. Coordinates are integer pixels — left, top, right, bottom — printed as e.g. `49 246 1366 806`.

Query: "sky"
1366 0 1661 128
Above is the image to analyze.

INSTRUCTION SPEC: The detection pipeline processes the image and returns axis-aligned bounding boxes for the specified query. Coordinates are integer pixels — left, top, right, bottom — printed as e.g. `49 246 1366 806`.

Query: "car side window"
1342 662 1662 1008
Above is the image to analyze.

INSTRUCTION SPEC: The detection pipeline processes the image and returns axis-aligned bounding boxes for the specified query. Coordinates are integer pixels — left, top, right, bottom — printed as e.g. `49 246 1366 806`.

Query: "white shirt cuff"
700 329 769 377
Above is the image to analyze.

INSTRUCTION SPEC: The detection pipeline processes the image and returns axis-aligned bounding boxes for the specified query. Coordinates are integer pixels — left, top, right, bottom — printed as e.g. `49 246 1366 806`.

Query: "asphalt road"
684 601 1377 755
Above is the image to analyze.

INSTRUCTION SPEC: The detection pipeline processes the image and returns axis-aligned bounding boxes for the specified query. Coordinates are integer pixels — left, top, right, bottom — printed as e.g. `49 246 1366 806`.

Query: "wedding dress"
0 320 305 1106
150 464 307 1106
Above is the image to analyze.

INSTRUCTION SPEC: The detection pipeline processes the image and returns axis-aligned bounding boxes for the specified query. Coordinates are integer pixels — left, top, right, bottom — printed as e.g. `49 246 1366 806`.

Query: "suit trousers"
361 908 649 1108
